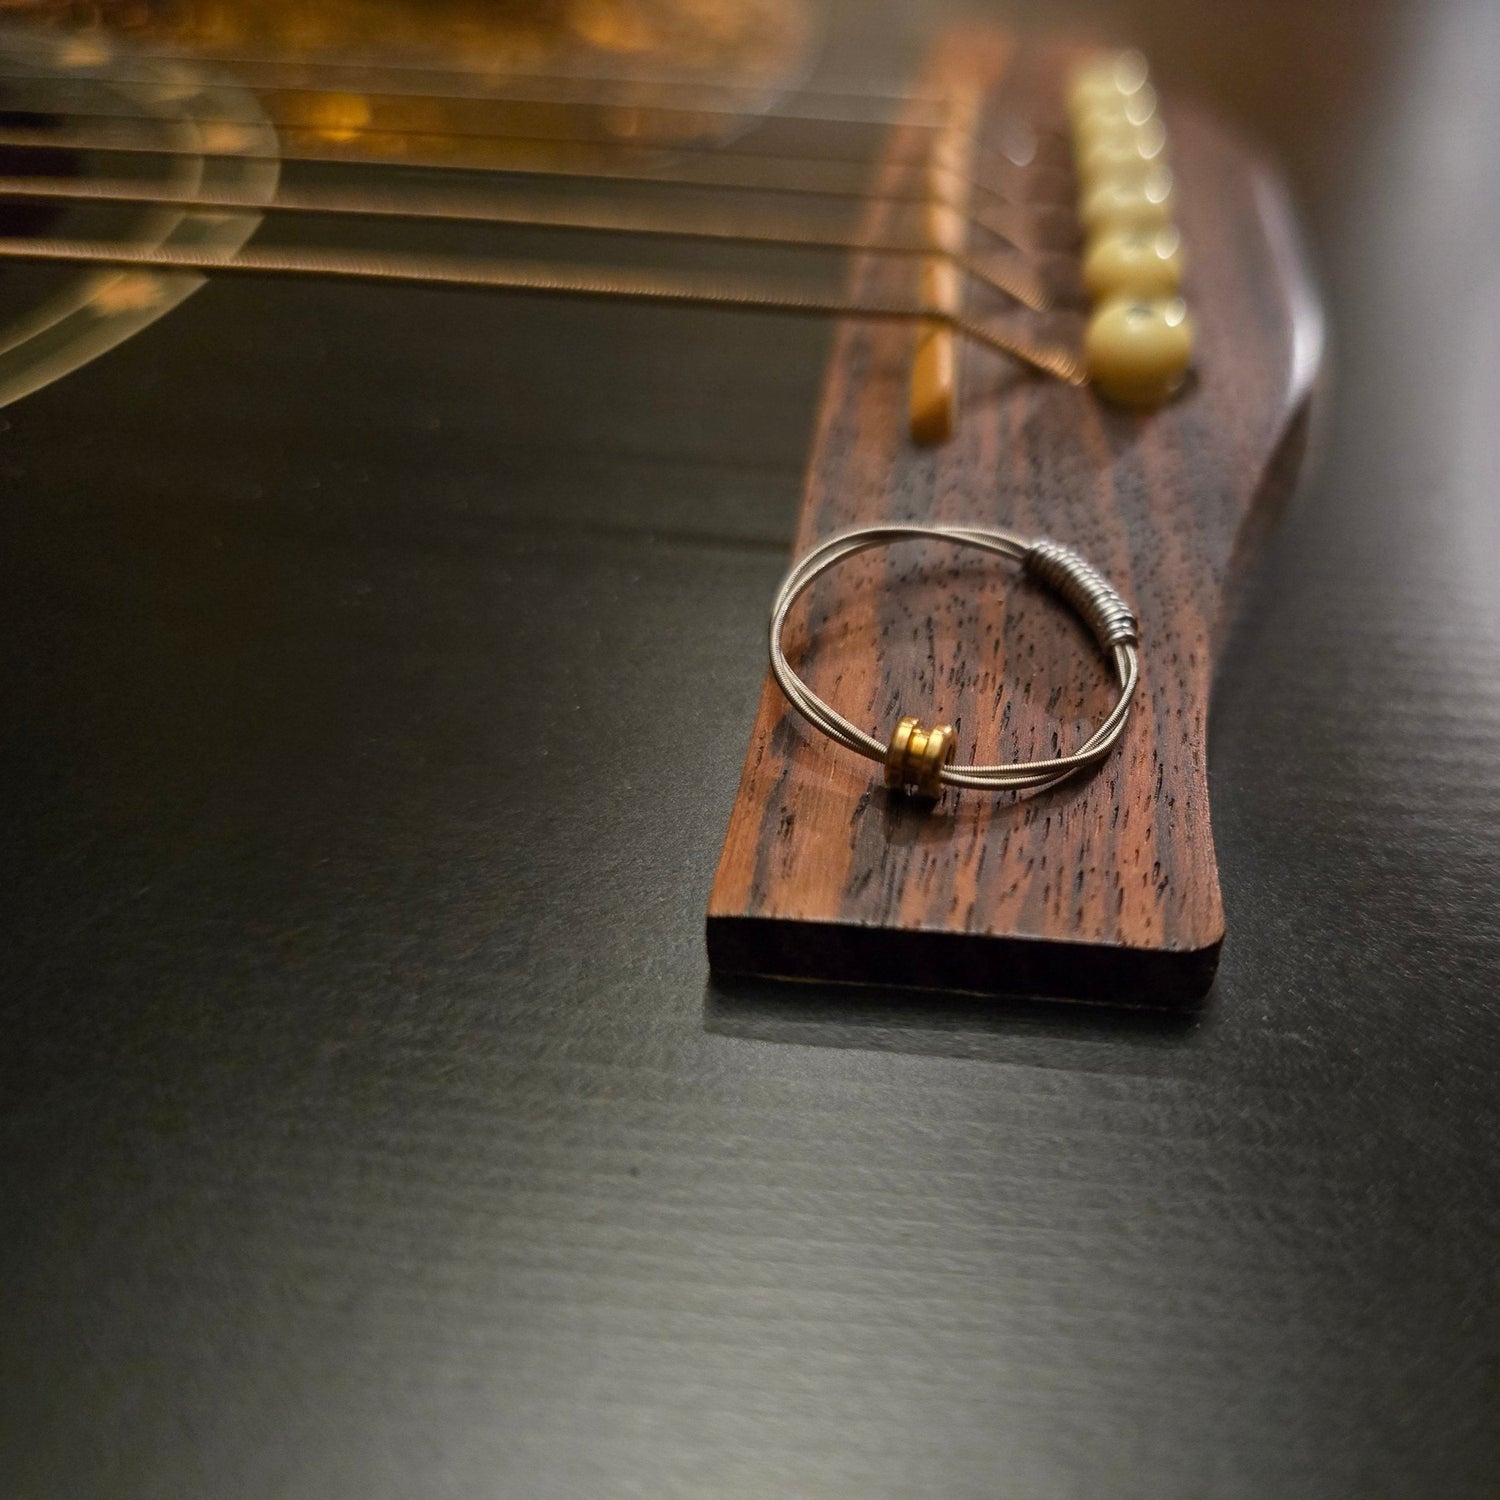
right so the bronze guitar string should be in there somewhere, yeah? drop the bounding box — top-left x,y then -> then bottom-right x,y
0,35 -> 1165,389
0,175 -> 1054,311
0,236 -> 1085,383
0,52 -> 960,119
0,50 -> 1080,373
0,118 -> 1055,250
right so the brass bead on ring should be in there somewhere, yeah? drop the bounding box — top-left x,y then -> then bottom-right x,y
884,716 -> 957,800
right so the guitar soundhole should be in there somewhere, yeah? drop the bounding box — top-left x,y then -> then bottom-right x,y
0,25 -> 283,405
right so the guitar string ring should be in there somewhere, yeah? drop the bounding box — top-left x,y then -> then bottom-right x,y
767,523 -> 1141,799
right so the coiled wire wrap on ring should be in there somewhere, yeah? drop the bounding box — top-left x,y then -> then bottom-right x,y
1023,538 -> 1139,651
768,523 -> 1140,794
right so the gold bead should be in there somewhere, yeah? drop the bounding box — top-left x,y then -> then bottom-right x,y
1084,296 -> 1195,407
885,715 -> 918,788
1078,167 -> 1174,235
1082,225 -> 1183,301
884,716 -> 957,800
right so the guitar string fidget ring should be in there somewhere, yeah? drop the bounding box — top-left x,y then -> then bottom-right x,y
768,524 -> 1141,801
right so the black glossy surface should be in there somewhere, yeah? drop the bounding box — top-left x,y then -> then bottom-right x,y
3,3 -> 1499,1496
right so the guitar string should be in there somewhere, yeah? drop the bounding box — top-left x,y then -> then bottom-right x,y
769,525 -> 1138,792
0,175 -> 1057,310
0,33 -> 1069,204
0,48 -> 959,113
0,35 -> 1080,372
0,235 -> 1086,383
0,63 -> 961,129
0,112 -> 1055,235
0,124 -> 1062,258
0,87 -> 1061,187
